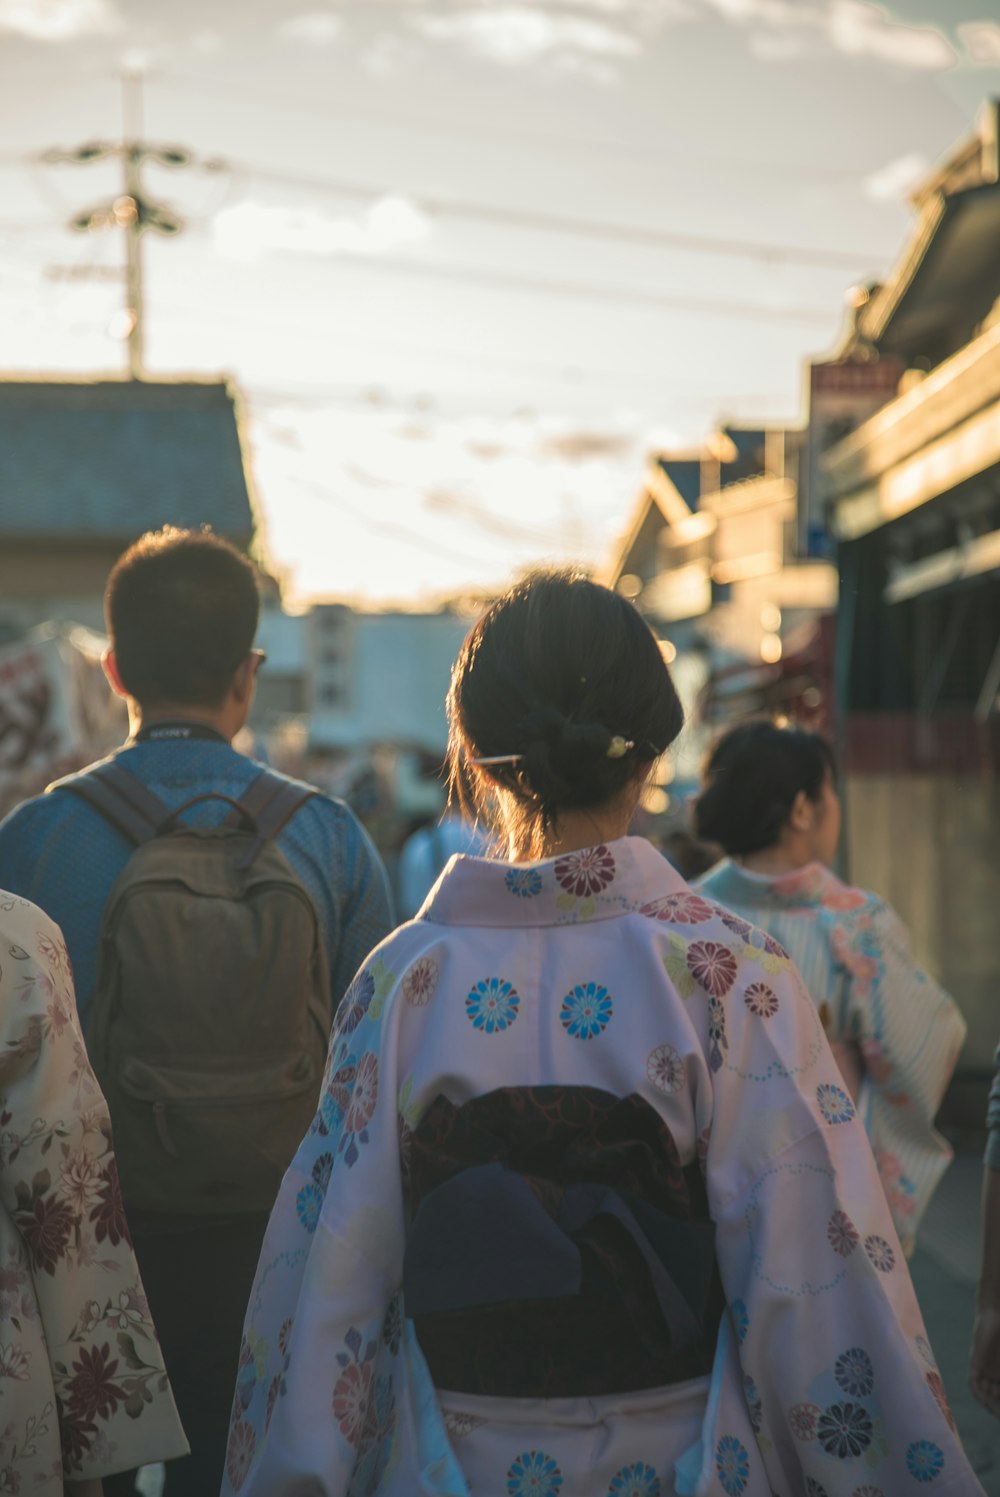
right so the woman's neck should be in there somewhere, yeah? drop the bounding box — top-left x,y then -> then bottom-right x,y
508,803 -> 636,861
738,846 -> 812,876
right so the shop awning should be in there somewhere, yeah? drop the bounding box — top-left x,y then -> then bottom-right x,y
885,527 -> 1000,603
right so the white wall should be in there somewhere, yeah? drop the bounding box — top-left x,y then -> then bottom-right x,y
307,607 -> 474,753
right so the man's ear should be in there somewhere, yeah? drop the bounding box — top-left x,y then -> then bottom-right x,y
102,649 -> 128,699
230,654 -> 256,707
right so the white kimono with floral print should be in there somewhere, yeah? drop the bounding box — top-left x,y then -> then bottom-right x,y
223,838 -> 983,1497
0,893 -> 188,1491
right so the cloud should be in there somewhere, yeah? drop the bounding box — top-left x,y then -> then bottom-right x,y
413,5 -> 641,68
863,150 -> 928,201
213,195 -> 431,263
537,428 -> 637,461
960,20 -> 1000,65
748,28 -> 807,58
529,0 -> 694,20
363,31 -> 423,78
827,1 -> 954,69
0,0 -> 117,41
699,0 -> 956,71
536,0 -> 676,12
702,0 -> 796,19
277,11 -> 342,45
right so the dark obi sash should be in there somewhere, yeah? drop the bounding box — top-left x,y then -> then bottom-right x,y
402,1086 -> 725,1398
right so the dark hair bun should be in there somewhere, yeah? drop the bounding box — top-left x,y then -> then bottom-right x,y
447,571 -> 684,839
516,707 -> 616,806
694,781 -> 790,857
694,720 -> 836,856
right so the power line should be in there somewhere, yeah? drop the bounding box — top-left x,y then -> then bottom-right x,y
248,389 -> 728,425
154,74 -> 868,185
208,156 -> 884,270
224,239 -> 836,324
8,147 -> 861,306
24,182 -> 841,326
152,300 -> 712,392
174,216 -> 835,322
286,473 -> 493,570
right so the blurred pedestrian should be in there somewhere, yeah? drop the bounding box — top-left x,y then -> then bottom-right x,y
222,572 -> 982,1496
694,719 -> 966,1257
397,810 -> 492,917
970,1038 -> 1000,1418
0,893 -> 188,1494
660,825 -> 723,881
0,528 -> 393,1497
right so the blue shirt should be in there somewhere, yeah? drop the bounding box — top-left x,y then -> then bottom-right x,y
396,815 -> 494,919
0,737 -> 394,1029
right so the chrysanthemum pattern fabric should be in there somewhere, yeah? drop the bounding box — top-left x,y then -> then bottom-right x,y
0,896 -> 187,1491
222,838 -> 982,1496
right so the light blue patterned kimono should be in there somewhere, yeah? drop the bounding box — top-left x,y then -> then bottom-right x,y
696,859 -> 966,1257
223,838 -> 982,1496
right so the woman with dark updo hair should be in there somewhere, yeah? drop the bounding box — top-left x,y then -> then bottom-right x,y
695,719 -> 966,1259
223,575 -> 982,1497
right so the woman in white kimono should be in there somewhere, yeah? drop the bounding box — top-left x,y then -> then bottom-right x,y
224,573 -> 983,1497
694,721 -> 965,1259
0,892 -> 188,1493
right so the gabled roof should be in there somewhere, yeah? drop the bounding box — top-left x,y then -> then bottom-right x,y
602,458 -> 697,588
0,379 -> 255,543
705,425 -> 770,486
857,182 -> 1000,361
851,101 -> 1000,366
604,427 -> 786,589
655,455 -> 701,509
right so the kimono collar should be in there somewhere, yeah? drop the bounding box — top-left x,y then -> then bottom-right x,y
699,858 -> 867,913
420,834 -> 690,927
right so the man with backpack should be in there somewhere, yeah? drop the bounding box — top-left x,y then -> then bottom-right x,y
0,526 -> 394,1497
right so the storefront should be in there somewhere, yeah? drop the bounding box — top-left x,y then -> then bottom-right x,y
825,134 -> 1000,1087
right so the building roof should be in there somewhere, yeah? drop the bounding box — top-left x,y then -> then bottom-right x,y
0,379 -> 255,543
857,182 -> 1000,362
852,101 -> 1000,367
603,427 -> 789,590
712,426 -> 768,482
655,455 -> 702,509
602,460 -> 696,588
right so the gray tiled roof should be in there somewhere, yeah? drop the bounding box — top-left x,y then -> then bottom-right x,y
0,380 -> 255,541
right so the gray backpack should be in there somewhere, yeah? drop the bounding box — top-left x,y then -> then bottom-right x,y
58,761 -> 330,1215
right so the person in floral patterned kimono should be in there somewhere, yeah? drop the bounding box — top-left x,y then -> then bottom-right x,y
694,721 -> 966,1258
0,893 -> 188,1493
223,572 -> 983,1497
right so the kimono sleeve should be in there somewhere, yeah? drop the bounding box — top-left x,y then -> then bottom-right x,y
222,946 -> 467,1497
701,949 -> 983,1495
836,899 -> 966,1254
0,900 -> 188,1483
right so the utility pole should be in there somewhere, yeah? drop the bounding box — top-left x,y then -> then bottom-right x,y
121,70 -> 148,379
43,72 -> 188,380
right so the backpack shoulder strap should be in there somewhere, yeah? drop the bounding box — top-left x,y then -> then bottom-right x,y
233,769 -> 317,842
49,760 -> 170,847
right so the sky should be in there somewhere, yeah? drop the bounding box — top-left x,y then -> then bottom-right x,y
1,0 -> 998,608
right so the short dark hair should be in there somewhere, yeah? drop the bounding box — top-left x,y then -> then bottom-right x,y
447,570 -> 684,851
105,527 -> 259,708
694,720 -> 836,856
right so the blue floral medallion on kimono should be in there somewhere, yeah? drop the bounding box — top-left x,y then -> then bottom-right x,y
223,837 -> 983,1497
